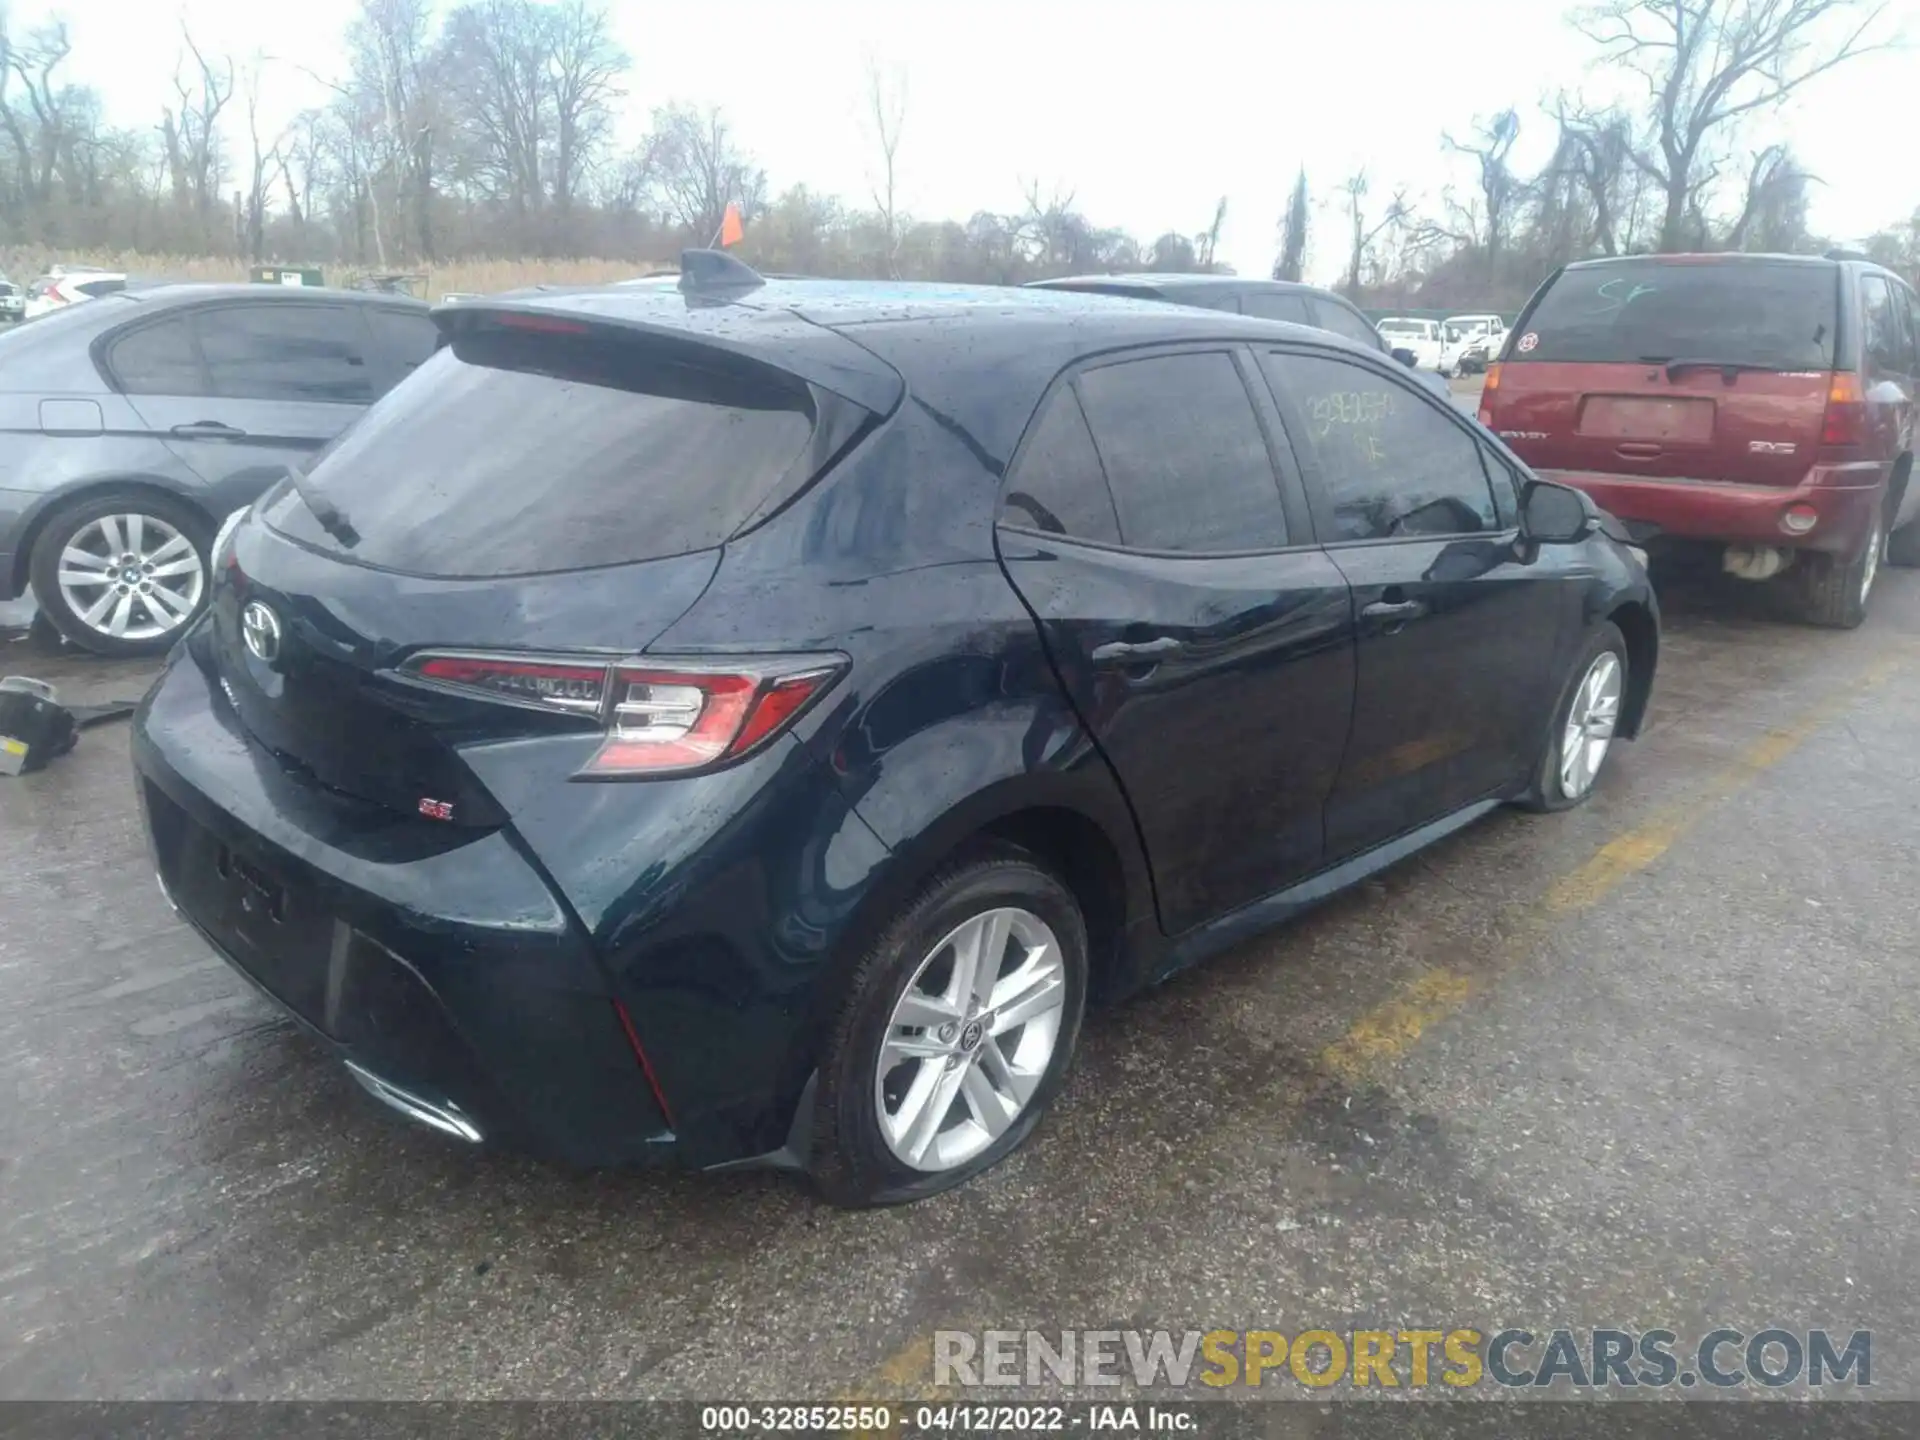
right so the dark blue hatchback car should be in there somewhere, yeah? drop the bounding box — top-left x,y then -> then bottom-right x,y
133,255 -> 1657,1205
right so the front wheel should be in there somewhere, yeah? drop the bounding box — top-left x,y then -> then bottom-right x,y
809,849 -> 1088,1207
29,492 -> 212,657
1518,622 -> 1628,813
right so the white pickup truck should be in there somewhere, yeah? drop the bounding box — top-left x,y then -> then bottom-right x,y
1439,314 -> 1509,376
1377,317 -> 1446,372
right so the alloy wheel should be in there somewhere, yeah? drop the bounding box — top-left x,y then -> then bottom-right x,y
1559,651 -> 1623,800
55,512 -> 205,643
874,906 -> 1067,1173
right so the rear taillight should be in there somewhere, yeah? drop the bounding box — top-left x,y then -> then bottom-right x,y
1477,363 -> 1502,426
401,650 -> 844,776
1820,372 -> 1866,449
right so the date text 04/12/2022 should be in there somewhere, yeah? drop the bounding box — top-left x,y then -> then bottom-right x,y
698,1405 -> 1196,1434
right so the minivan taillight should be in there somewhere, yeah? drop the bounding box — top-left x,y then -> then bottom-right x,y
1820,372 -> 1867,450
1478,363 -> 1502,426
401,651 -> 845,776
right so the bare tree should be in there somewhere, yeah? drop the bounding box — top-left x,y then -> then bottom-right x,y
547,0 -> 625,215
1444,108 -> 1524,278
1723,143 -> 1817,250
2,19 -> 81,204
1549,99 -> 1645,257
1274,169 -> 1309,281
649,103 -> 764,241
1340,170 -> 1409,298
441,0 -> 549,216
240,57 -> 288,261
863,60 -> 907,277
1574,0 -> 1893,252
160,23 -> 232,237
1195,196 -> 1228,272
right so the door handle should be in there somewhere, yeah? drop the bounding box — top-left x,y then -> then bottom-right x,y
1091,636 -> 1184,665
1360,599 -> 1427,623
171,420 -> 247,438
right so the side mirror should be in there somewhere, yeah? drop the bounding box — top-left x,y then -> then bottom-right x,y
1392,347 -> 1418,368
1519,479 -> 1596,545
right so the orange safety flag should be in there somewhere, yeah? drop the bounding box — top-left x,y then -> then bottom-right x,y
718,202 -> 745,248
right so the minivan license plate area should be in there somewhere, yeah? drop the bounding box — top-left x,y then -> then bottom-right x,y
1577,395 -> 1715,443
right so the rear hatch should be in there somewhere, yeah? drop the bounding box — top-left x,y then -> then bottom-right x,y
198,298 -> 895,827
1486,258 -> 1840,485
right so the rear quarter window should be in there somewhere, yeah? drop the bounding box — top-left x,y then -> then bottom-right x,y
1312,300 -> 1385,350
268,327 -> 819,578
1518,262 -> 1837,369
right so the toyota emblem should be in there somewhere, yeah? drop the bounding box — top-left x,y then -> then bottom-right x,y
241,601 -> 283,663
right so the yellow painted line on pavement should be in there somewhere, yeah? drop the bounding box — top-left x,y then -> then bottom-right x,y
1326,655 -> 1901,1082
847,653 -> 1904,1412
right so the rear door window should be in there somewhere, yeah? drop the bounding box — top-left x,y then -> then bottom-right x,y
1310,299 -> 1386,350
1000,389 -> 1122,544
1517,261 -> 1837,369
197,303 -> 377,404
269,328 -> 817,577
1073,350 -> 1289,552
106,316 -> 209,396
1242,291 -> 1313,324
1261,349 -> 1498,541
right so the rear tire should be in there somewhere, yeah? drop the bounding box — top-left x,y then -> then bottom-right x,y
28,491 -> 212,657
1886,517 -> 1920,568
808,847 -> 1088,1208
1787,514 -> 1881,629
1518,622 -> 1628,813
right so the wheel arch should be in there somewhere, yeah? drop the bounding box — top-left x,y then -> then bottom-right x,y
9,474 -> 213,599
1885,449 -> 1912,529
846,778 -> 1153,1013
1607,598 -> 1658,741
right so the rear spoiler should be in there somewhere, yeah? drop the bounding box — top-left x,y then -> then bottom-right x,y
433,284 -> 903,418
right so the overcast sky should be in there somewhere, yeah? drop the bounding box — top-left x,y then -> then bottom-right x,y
18,0 -> 1920,282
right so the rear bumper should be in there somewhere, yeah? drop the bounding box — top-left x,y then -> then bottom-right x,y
131,647 -> 679,1168
1541,463 -> 1887,555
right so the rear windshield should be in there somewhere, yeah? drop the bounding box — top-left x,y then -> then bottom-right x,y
266,325 -> 817,578
1518,261 -> 1837,369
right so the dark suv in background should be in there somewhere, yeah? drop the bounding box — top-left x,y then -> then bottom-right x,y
133,260 -> 1655,1205
0,285 -> 437,654
1481,253 -> 1918,628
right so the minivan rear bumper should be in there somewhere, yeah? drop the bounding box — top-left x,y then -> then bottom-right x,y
132,646 -> 679,1168
1540,463 -> 1887,555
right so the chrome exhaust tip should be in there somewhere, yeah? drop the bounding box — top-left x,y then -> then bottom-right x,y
344,1060 -> 483,1143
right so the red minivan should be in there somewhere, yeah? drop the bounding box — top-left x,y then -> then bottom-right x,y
1481,254 -> 1919,627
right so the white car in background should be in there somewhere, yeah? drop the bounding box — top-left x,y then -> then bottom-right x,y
1439,313 -> 1509,375
1377,316 -> 1445,371
23,267 -> 128,321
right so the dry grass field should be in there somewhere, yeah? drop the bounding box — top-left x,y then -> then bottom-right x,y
0,249 -> 666,299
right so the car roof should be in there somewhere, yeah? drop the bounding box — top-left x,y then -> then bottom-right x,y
113,282 -> 430,308
1561,252 -> 1839,272
1031,272 -> 1340,299
472,275 -> 1388,474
